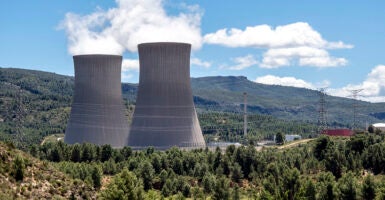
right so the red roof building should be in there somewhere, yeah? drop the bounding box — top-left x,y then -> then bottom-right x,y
323,129 -> 353,136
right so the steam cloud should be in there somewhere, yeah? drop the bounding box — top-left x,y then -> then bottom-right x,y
59,0 -> 203,55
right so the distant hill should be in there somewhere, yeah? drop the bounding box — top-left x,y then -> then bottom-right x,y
190,76 -> 385,127
2,67 -> 385,127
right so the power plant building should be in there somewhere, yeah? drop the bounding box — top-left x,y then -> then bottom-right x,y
128,42 -> 206,150
64,55 -> 129,148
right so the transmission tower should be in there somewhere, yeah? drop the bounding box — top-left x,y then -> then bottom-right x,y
318,88 -> 328,134
349,89 -> 363,130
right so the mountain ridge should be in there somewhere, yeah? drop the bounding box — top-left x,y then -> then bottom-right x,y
1,67 -> 385,127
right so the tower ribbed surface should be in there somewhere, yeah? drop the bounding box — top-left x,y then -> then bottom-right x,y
64,55 -> 129,148
128,42 -> 206,150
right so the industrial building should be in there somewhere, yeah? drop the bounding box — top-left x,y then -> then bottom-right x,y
323,129 -> 353,137
64,55 -> 129,148
285,134 -> 302,142
128,42 -> 206,150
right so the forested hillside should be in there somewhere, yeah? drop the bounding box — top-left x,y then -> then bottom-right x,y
2,67 -> 385,199
1,67 -> 385,148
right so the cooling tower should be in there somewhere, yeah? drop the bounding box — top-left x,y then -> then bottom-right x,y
128,42 -> 206,150
64,55 -> 129,148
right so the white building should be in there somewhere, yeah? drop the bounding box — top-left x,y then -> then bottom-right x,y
285,134 -> 302,142
372,123 -> 385,131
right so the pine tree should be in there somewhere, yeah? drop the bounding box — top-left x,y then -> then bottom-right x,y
12,155 -> 25,181
362,175 -> 376,200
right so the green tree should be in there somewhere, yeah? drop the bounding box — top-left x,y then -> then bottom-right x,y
191,187 -> 204,200
316,172 -> 337,200
282,168 -> 301,200
337,172 -> 360,200
121,146 -> 132,158
151,154 -> 162,174
362,175 -> 376,200
12,155 -> 25,181
232,185 -> 240,200
81,143 -> 94,162
302,179 -> 316,200
324,147 -> 347,178
368,125 -> 374,133
50,145 -> 62,162
230,163 -> 243,184
212,177 -> 230,200
202,173 -> 216,196
275,132 -> 285,145
70,144 -> 81,162
162,179 -> 175,197
101,144 -> 113,162
139,161 -> 155,191
182,182 -> 191,198
314,136 -> 331,160
99,168 -> 144,200
91,165 -> 102,189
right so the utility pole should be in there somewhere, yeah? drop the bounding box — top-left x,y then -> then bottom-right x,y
243,92 -> 247,137
318,88 -> 328,134
349,89 -> 363,130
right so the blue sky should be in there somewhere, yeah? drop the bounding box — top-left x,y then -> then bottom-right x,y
1,0 -> 385,102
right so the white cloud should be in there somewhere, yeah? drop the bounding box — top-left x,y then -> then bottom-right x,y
204,22 -> 352,49
191,58 -> 211,68
228,55 -> 258,70
261,47 -> 348,68
328,65 -> 385,102
255,75 -> 315,89
121,72 -> 133,82
255,65 -> 385,103
59,0 -> 203,55
122,59 -> 139,71
204,22 -> 352,68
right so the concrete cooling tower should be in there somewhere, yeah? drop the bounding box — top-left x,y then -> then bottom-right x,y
128,42 -> 206,150
64,55 -> 129,148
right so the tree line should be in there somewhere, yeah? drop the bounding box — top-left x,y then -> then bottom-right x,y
24,133 -> 385,199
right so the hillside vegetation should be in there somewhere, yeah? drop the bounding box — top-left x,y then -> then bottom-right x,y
2,67 -> 385,148
24,134 -> 385,199
0,141 -> 95,199
0,68 -> 315,148
3,68 -> 385,199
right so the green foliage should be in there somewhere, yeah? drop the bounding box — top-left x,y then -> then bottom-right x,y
368,125 -> 375,133
138,160 -> 155,191
91,165 -> 102,189
337,172 -> 360,200
302,178 -> 316,200
275,132 -> 285,145
12,155 -> 24,181
362,175 -> 376,200
212,176 -> 230,200
99,168 -> 144,200
314,136 -> 331,160
282,168 -> 301,200
232,185 -> 240,200
101,144 -> 113,162
316,172 -> 337,200
202,173 -> 216,195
